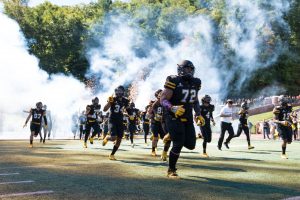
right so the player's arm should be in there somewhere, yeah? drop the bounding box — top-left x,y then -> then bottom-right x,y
104,96 -> 114,112
194,98 -> 205,126
43,111 -> 48,126
210,105 -> 216,126
23,109 -> 32,128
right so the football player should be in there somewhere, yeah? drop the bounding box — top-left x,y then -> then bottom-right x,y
126,102 -> 140,147
273,95 -> 293,159
83,97 -> 101,148
160,60 -> 203,178
227,102 -> 254,149
23,102 -> 48,148
141,105 -> 151,145
197,95 -> 216,157
103,85 -> 130,160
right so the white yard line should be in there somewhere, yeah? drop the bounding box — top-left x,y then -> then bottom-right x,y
0,172 -> 19,176
0,180 -> 34,185
0,190 -> 54,198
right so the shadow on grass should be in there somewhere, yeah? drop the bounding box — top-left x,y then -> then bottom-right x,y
184,176 -> 300,196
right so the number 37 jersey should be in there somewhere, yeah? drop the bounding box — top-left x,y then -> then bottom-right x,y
164,75 -> 201,121
109,97 -> 129,122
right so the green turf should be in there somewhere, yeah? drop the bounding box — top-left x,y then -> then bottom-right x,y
0,138 -> 299,200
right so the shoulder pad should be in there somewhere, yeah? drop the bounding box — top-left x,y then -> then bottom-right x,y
192,77 -> 201,90
164,75 -> 178,90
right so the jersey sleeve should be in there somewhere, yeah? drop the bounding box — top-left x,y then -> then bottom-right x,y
195,78 -> 202,91
164,76 -> 177,90
124,98 -> 130,108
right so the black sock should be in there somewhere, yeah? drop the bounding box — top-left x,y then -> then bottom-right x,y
282,146 -> 286,154
130,136 -> 133,144
248,140 -> 251,146
30,140 -> 33,144
169,150 -> 180,171
152,147 -> 155,152
203,142 -> 207,153
111,145 -> 119,155
144,135 -> 147,143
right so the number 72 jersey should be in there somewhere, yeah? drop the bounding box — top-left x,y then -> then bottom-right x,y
164,75 -> 201,121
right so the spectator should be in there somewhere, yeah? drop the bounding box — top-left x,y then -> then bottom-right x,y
263,119 -> 270,139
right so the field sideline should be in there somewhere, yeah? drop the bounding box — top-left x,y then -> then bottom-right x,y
0,137 -> 299,200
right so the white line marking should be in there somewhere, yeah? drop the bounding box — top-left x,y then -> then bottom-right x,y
0,173 -> 19,176
0,180 -> 34,185
284,196 -> 300,200
0,190 -> 54,198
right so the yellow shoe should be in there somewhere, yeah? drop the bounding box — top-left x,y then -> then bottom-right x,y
161,151 -> 168,161
109,154 -> 116,160
83,142 -> 87,148
202,153 -> 209,158
281,154 -> 288,159
163,133 -> 171,144
151,151 -> 157,157
102,136 -> 108,146
248,145 -> 254,150
28,144 -> 33,148
89,137 -> 94,144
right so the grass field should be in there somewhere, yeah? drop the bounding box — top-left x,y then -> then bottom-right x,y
0,137 -> 299,200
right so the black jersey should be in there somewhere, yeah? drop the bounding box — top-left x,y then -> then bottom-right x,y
164,75 -> 201,121
30,108 -> 45,124
142,111 -> 150,124
238,109 -> 248,125
200,104 -> 214,125
151,103 -> 164,123
126,107 -> 139,125
86,104 -> 101,122
110,97 -> 129,122
273,105 -> 293,124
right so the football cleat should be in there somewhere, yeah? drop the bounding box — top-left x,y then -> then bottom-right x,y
224,142 -> 230,149
28,144 -> 33,148
83,142 -> 87,148
151,151 -> 157,157
102,137 -> 108,146
161,151 -> 168,161
281,154 -> 288,159
202,153 -> 209,158
248,145 -> 254,150
89,137 -> 94,144
167,169 -> 180,179
131,143 -> 135,148
109,154 -> 116,160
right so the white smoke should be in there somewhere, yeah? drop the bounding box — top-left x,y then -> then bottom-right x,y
88,0 -> 290,110
0,10 -> 92,139
88,14 -> 221,109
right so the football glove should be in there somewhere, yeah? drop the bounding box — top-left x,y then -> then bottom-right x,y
171,105 -> 185,118
196,115 -> 205,126
108,96 -> 114,103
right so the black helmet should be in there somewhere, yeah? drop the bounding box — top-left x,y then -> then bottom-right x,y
115,85 -> 125,98
201,95 -> 211,104
278,95 -> 288,106
177,60 -> 195,80
241,102 -> 249,110
155,89 -> 162,99
130,102 -> 135,108
93,97 -> 99,104
36,102 -> 43,109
